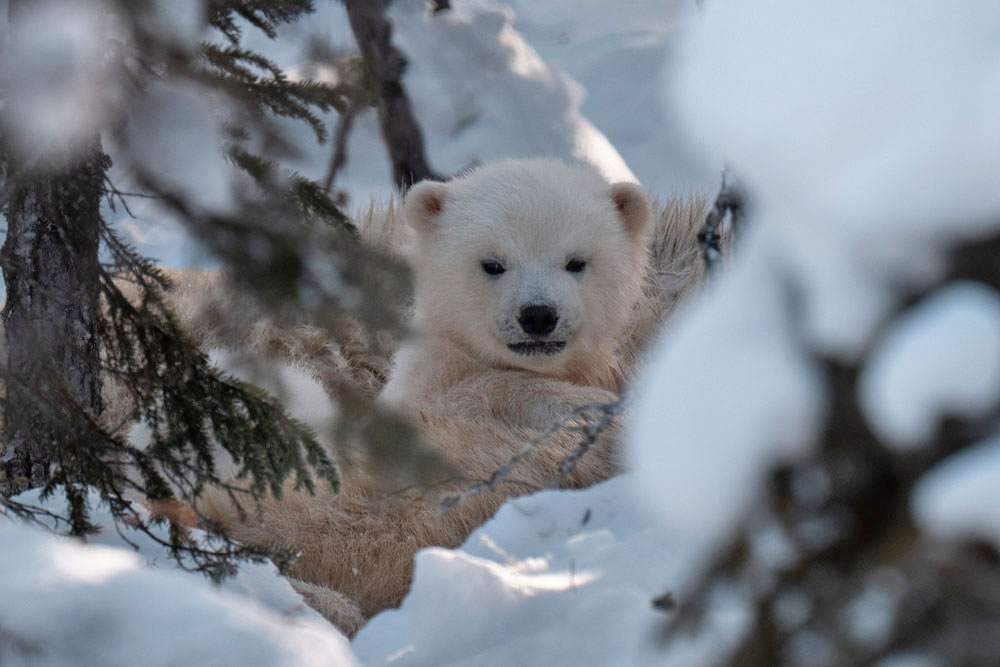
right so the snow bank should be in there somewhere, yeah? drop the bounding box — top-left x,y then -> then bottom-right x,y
859,283 -> 1000,449
354,476 -> 751,666
0,519 -> 357,667
114,0 -> 705,267
628,226 -> 824,550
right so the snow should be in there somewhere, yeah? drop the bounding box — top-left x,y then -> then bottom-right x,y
874,654 -> 944,667
389,0 -> 637,186
113,80 -> 235,213
502,0 -> 714,194
354,475 -> 751,666
859,283 -> 1000,449
911,435 -> 1000,548
1,1 -> 110,161
108,0 -> 710,267
208,347 -> 339,446
7,486 -> 325,625
670,0 -> 1000,356
627,225 -> 825,551
0,519 -> 357,667
6,0 -> 1000,662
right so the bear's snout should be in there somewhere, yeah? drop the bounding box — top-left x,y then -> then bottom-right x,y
518,304 -> 559,336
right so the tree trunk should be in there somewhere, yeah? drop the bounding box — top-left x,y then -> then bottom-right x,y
0,134 -> 107,496
344,0 -> 438,190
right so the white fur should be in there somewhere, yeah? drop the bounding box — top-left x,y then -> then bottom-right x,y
382,159 -> 651,426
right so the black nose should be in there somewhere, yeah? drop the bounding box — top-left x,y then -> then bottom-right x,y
518,304 -> 559,336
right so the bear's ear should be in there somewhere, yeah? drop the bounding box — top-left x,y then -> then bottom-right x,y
609,182 -> 651,241
404,181 -> 449,234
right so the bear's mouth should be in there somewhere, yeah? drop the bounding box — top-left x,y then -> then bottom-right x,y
507,341 -> 566,356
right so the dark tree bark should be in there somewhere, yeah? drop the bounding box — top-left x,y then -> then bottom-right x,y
343,0 -> 439,190
0,134 -> 107,497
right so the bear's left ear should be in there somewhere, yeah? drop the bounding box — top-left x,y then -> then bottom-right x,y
403,181 -> 449,234
609,182 -> 651,241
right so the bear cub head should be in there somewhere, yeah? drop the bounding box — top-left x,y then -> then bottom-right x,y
403,159 -> 651,377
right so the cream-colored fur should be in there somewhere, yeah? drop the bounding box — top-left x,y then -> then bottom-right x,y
1,160 -> 712,636
186,161 -> 712,635
380,161 -> 651,431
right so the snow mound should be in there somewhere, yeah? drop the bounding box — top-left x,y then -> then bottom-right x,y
2,1 -> 110,160
859,283 -> 1000,448
0,520 -> 357,667
388,0 -> 638,185
505,0 -> 716,195
353,476 -> 749,666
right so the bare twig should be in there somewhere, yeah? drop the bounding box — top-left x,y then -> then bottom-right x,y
698,170 -> 744,275
322,102 -> 361,193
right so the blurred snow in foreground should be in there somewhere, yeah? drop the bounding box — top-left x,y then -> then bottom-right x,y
859,283 -> 1000,449
629,0 -> 1000,660
670,0 -> 1000,356
5,487 -> 325,624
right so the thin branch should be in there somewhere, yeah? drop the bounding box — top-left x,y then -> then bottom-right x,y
698,170 -> 744,275
440,396 -> 627,513
323,102 -> 361,193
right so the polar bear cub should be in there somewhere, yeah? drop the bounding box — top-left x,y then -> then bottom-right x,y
381,158 -> 652,430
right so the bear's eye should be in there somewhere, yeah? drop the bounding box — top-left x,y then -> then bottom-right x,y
565,259 -> 587,273
481,260 -> 506,276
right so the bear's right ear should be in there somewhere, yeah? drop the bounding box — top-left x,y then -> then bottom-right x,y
403,181 -> 449,234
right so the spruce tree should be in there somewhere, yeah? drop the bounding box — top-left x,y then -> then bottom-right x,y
0,0 -> 409,579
